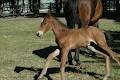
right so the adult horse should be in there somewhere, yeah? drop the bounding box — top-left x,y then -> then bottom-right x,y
64,0 -> 103,28
36,14 -> 120,80
63,0 -> 103,65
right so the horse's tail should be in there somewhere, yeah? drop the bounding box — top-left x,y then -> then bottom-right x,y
90,0 -> 103,25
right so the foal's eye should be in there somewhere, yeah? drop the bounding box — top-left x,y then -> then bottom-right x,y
41,22 -> 47,26
44,22 -> 47,24
43,22 -> 47,25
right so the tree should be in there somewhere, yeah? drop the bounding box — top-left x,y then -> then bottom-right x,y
33,0 -> 39,17
0,0 -> 3,16
116,0 -> 120,13
55,0 -> 62,13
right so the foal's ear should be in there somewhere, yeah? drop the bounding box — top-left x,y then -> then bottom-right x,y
46,10 -> 52,18
48,10 -> 51,16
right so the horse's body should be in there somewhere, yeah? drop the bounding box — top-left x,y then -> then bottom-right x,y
64,0 -> 103,28
36,15 -> 120,80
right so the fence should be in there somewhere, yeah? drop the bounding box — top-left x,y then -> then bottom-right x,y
0,0 -> 120,17
103,0 -> 120,13
0,1 -> 56,17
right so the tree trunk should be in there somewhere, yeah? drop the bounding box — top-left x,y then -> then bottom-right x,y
116,0 -> 120,13
33,0 -> 39,17
0,0 -> 3,16
29,0 -> 32,12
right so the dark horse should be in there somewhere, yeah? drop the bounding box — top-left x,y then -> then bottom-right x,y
64,0 -> 103,28
64,0 -> 103,65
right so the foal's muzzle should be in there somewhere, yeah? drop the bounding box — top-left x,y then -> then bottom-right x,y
36,31 -> 43,37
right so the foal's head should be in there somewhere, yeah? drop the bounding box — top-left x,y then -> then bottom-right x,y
36,15 -> 53,37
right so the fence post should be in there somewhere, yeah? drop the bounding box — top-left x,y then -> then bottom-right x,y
50,2 -> 52,12
116,0 -> 120,13
0,0 -> 3,16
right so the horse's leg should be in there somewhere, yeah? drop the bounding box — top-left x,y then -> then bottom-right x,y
74,48 -> 81,65
90,0 -> 103,25
87,42 -> 110,80
66,18 -> 75,29
37,49 -> 60,80
68,49 -> 81,66
68,51 -> 73,65
60,48 -> 69,80
78,1 -> 91,28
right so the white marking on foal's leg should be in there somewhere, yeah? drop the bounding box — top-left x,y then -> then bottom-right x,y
53,49 -> 60,57
38,49 -> 60,80
87,41 -> 110,80
87,42 -> 100,54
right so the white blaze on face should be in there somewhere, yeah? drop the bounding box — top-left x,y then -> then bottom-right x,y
37,31 -> 44,37
41,18 -> 44,22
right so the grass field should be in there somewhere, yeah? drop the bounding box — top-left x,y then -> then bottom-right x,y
0,17 -> 120,80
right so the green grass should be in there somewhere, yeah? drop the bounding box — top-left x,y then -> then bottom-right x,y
99,19 -> 120,31
0,17 -> 120,80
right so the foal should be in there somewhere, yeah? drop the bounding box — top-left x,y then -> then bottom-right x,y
36,15 -> 120,80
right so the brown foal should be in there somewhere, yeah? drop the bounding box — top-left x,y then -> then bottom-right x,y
36,14 -> 120,80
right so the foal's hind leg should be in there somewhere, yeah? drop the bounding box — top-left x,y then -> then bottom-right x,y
98,42 -> 120,66
37,49 -> 60,80
87,42 -> 110,80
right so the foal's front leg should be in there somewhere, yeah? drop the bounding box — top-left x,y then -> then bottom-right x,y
60,48 -> 69,80
37,49 -> 60,80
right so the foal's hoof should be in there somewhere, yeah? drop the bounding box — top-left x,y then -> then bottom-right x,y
37,77 -> 43,80
75,62 -> 81,66
37,75 -> 44,80
78,63 -> 87,69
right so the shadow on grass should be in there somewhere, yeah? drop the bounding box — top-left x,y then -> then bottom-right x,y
32,45 -> 60,59
14,66 -> 103,80
32,45 -> 105,61
15,45 -> 119,80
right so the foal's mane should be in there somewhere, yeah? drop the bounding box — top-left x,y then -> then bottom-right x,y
46,12 -> 68,29
52,16 -> 68,28
46,13 -> 70,32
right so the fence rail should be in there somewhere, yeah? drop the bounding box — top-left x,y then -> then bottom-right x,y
103,0 -> 120,13
0,0 -> 120,17
0,2 -> 57,17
